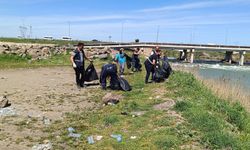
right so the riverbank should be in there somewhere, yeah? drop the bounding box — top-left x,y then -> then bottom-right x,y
172,63 -> 250,111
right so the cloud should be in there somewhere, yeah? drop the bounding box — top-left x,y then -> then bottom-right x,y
0,0 -> 60,4
139,0 -> 249,12
1,0 -> 250,43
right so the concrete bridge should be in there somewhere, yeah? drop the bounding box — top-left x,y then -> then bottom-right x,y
85,42 -> 250,66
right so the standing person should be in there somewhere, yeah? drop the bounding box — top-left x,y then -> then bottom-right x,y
144,48 -> 161,84
132,48 -> 142,72
115,48 -> 126,75
151,46 -> 159,55
70,42 -> 92,88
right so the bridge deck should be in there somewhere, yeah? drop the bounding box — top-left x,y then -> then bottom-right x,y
85,42 -> 250,52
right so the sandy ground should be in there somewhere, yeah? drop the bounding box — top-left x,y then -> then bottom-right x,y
0,67 -> 98,150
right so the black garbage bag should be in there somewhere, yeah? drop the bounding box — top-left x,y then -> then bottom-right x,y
118,77 -> 132,91
110,76 -> 121,90
154,65 -> 165,83
125,54 -> 132,69
138,63 -> 142,69
85,63 -> 99,82
161,57 -> 172,79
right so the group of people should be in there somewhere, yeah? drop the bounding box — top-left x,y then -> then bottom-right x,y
70,42 -> 169,89
114,47 -> 143,75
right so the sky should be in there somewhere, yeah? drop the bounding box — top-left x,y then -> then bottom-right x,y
0,0 -> 250,45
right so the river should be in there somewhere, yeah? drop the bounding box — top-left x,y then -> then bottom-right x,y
172,62 -> 250,95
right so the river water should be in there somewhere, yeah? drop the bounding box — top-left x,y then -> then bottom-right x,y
172,62 -> 250,95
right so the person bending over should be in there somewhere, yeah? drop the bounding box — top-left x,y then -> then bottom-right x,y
132,48 -> 142,72
100,62 -> 120,90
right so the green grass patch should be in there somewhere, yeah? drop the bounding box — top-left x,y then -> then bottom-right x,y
168,71 -> 250,149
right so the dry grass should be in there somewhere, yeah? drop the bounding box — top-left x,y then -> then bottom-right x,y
199,77 -> 250,110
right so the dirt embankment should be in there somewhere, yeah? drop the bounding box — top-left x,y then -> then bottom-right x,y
0,67 -> 97,149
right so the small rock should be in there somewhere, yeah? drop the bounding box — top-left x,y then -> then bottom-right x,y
0,96 -> 9,108
155,96 -> 161,99
153,100 -> 176,111
98,53 -> 108,59
102,93 -> 123,105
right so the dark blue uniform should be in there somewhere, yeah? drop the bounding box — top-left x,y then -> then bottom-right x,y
144,53 -> 158,83
72,49 -> 85,87
132,53 -> 141,71
100,63 -> 119,90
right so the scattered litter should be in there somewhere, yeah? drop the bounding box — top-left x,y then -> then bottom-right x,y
68,133 -> 81,138
130,136 -> 137,140
32,140 -> 52,150
67,127 -> 75,133
67,127 -> 81,138
87,136 -> 95,144
96,135 -> 103,141
0,107 -> 16,117
42,116 -> 51,125
111,134 -> 122,142
131,111 -> 146,117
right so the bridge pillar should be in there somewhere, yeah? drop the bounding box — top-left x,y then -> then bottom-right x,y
239,51 -> 246,66
190,49 -> 195,63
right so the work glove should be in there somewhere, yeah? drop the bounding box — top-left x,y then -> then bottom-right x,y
73,63 -> 77,68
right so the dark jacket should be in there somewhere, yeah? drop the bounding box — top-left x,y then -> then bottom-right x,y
73,49 -> 85,67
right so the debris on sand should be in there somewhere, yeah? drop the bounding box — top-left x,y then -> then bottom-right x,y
42,116 -> 51,126
67,127 -> 81,138
87,136 -> 95,144
111,134 -> 122,142
0,107 -> 16,117
68,133 -> 81,138
32,140 -> 52,150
